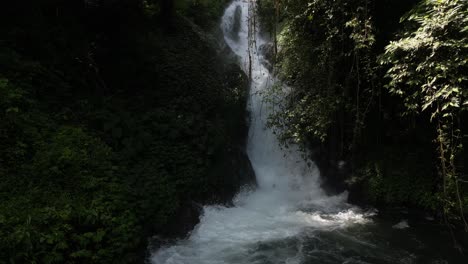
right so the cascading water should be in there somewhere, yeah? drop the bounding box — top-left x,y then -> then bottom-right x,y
151,2 -> 369,263
150,1 -> 465,263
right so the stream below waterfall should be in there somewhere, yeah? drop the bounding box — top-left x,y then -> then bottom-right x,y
150,1 -> 468,263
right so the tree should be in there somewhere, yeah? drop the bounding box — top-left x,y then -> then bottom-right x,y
381,0 -> 468,229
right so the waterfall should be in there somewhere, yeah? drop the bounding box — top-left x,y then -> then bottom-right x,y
150,1 -> 369,263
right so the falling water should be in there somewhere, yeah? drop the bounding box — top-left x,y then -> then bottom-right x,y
150,2 -> 369,263
150,1 -> 464,263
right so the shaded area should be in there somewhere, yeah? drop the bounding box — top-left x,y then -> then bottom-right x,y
0,0 -> 254,263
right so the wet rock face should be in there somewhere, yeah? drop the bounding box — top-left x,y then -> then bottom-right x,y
158,202 -> 203,239
207,62 -> 257,205
230,5 -> 242,41
259,43 -> 275,62
258,43 -> 275,71
308,136 -> 348,198
315,156 -> 348,196
149,15 -> 256,246
218,146 -> 257,204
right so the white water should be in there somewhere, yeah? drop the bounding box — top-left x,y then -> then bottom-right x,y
151,1 -> 370,263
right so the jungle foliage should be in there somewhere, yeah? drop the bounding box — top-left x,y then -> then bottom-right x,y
258,0 -> 468,224
0,0 -> 248,263
1,0 -> 467,261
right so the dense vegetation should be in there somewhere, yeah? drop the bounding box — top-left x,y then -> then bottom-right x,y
1,0 -> 467,262
258,0 -> 468,229
0,0 -> 251,263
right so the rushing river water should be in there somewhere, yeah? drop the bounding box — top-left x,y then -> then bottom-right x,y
151,1 -> 467,263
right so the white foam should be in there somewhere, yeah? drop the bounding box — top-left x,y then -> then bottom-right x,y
392,220 -> 410,229
150,1 -> 370,263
